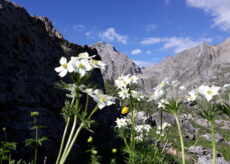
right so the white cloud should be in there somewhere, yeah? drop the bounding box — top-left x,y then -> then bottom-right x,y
140,36 -> 212,53
162,37 -> 212,53
131,49 -> 142,55
186,0 -> 230,32
99,28 -> 128,44
134,60 -> 153,67
73,24 -> 85,31
140,37 -> 162,45
145,24 -> 157,31
146,50 -> 152,54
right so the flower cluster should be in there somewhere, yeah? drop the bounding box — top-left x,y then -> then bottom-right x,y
115,74 -> 144,101
156,122 -> 171,136
134,124 -> 152,141
55,52 -> 106,77
115,117 -> 132,128
186,84 -> 226,102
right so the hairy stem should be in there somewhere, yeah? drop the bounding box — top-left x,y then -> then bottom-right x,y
60,123 -> 84,164
175,115 -> 185,164
210,120 -> 216,164
34,118 -> 38,164
55,117 -> 70,164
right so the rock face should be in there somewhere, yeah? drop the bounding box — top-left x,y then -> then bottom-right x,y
0,1 -> 118,163
139,41 -> 230,94
91,42 -> 142,81
93,40 -> 230,95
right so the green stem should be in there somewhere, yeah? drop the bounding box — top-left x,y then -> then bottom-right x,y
129,94 -> 136,164
55,117 -> 70,164
34,118 -> 38,164
210,120 -> 216,164
175,115 -> 185,164
60,123 -> 84,164
62,115 -> 77,158
88,105 -> 99,119
160,110 -> 163,135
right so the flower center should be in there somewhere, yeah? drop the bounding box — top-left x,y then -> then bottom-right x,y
78,63 -> 84,68
92,60 -> 98,65
207,90 -> 212,95
99,95 -> 106,102
61,64 -> 67,69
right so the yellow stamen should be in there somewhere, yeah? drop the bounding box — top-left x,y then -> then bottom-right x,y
61,63 -> 67,69
207,90 -> 212,95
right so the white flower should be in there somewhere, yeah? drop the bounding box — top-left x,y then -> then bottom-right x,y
78,52 -> 95,59
135,134 -> 144,141
171,80 -> 181,88
130,75 -> 139,84
91,89 -> 115,109
71,58 -> 93,77
157,78 -> 169,89
135,124 -> 151,133
158,99 -> 169,109
115,75 -> 132,89
90,59 -> 106,70
150,89 -> 165,101
118,88 -> 130,99
131,90 -> 144,101
79,85 -> 94,96
115,118 -> 131,128
223,84 -> 230,91
187,89 -> 198,102
55,57 -> 74,77
179,86 -> 186,90
199,85 -> 220,101
66,84 -> 78,98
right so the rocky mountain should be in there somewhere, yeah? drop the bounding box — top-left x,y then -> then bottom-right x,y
140,40 -> 230,94
93,39 -> 230,95
91,42 -> 142,81
0,0 -> 118,163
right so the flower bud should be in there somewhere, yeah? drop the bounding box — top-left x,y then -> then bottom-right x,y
112,148 -> 117,153
31,111 -> 39,117
87,136 -> 93,143
92,150 -> 98,155
121,107 -> 129,115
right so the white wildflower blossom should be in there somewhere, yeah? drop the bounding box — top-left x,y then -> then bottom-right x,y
131,90 -> 144,101
171,80 -> 181,88
135,134 -> 144,142
55,57 -> 74,77
115,74 -> 132,89
198,85 -> 220,101
118,88 -> 130,99
187,89 -> 198,102
223,84 -> 230,91
150,89 -> 165,101
156,122 -> 171,136
135,124 -> 151,133
78,52 -> 95,59
90,59 -> 106,70
66,84 -> 78,98
91,89 -> 115,109
115,117 -> 131,128
158,99 -> 169,109
71,58 -> 93,77
179,86 -> 186,90
130,75 -> 139,84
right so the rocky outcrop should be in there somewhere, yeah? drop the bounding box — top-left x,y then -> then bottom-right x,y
0,0 -> 118,163
139,41 -> 230,94
91,42 -> 142,81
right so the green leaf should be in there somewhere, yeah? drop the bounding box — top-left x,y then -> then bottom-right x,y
25,139 -> 35,146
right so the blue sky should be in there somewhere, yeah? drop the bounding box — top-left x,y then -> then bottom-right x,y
13,0 -> 230,66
